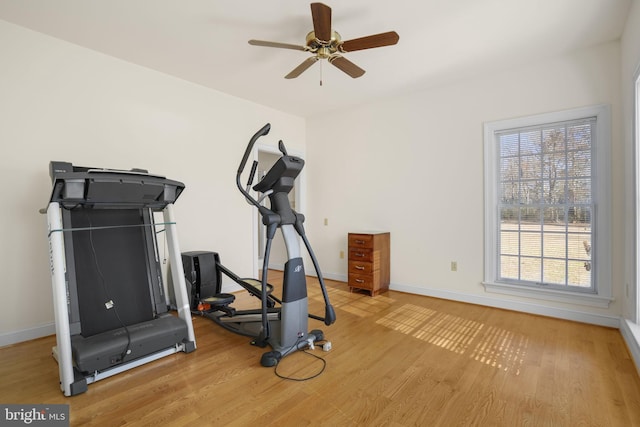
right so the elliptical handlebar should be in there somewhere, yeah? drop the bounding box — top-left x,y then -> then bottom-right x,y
237,123 -> 271,211
238,123 -> 270,175
247,161 -> 258,188
278,140 -> 288,156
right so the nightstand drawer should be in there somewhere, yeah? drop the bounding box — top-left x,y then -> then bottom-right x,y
348,234 -> 374,249
349,248 -> 373,262
348,273 -> 374,290
349,260 -> 374,275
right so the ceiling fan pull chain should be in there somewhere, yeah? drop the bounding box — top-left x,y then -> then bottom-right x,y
320,59 -> 323,86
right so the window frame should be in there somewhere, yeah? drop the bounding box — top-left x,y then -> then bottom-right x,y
634,64 -> 640,323
483,105 -> 612,308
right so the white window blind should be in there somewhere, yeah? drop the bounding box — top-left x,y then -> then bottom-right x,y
496,118 -> 594,291
483,105 -> 612,308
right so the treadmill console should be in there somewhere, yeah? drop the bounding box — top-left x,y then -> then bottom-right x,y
48,161 -> 184,209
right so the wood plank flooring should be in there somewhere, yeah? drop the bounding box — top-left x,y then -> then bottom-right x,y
2,271 -> 640,426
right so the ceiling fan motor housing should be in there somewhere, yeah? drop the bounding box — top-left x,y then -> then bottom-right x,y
306,30 -> 341,57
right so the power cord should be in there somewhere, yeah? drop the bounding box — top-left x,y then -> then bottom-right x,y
315,340 -> 332,352
273,339 -> 330,381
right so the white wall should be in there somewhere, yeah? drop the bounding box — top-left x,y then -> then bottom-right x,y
1,14 -> 634,345
0,20 -> 305,345
307,41 -> 623,324
621,0 -> 640,322
618,0 -> 640,370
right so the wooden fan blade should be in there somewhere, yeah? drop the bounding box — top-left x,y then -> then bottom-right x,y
248,39 -> 307,51
311,3 -> 332,42
328,55 -> 365,78
340,31 -> 400,52
285,57 -> 319,79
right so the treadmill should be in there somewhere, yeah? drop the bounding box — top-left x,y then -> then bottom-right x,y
45,161 -> 196,396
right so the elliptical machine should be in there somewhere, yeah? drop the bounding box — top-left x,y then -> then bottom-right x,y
186,123 -> 336,367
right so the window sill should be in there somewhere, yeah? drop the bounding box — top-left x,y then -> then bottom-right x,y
482,281 -> 613,308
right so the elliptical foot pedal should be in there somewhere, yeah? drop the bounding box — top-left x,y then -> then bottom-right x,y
201,293 -> 235,307
260,351 -> 282,367
241,279 -> 274,296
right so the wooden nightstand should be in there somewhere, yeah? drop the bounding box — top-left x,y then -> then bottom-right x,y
347,232 -> 390,296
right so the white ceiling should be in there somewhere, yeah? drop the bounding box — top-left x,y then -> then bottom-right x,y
0,0 -> 632,117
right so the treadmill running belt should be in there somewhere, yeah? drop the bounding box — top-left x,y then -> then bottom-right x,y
69,208 -> 155,337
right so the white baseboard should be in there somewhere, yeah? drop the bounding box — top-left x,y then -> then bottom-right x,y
0,323 -> 55,348
320,272 -> 348,282
620,318 -> 640,374
268,263 -> 284,271
268,264 -> 347,283
304,269 -> 347,283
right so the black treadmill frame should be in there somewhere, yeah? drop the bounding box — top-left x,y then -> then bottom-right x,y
46,161 -> 196,396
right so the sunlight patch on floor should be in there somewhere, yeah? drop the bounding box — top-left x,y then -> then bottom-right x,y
376,304 -> 437,334
376,304 -> 482,354
376,303 -> 528,373
309,286 -> 396,318
468,326 -> 528,374
414,311 -> 484,354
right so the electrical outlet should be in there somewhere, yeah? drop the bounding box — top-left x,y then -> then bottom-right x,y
451,261 -> 457,272
340,250 -> 344,259
324,218 -> 329,226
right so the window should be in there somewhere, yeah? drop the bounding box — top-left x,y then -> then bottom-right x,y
484,105 -> 612,308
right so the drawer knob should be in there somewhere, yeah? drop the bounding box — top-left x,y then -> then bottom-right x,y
355,279 -> 365,283
355,240 -> 365,244
355,252 -> 364,257
355,265 -> 365,270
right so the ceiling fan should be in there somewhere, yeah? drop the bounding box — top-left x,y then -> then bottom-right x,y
248,2 -> 399,81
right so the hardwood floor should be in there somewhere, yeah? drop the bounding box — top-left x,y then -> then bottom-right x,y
2,272 -> 640,426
